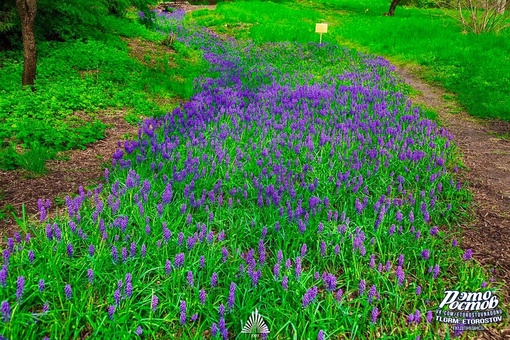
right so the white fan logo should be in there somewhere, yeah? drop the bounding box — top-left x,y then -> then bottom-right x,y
241,308 -> 270,336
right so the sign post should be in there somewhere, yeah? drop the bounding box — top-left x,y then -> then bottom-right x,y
315,23 -> 328,44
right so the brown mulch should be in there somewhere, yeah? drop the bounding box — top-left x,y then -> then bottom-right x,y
0,109 -> 140,238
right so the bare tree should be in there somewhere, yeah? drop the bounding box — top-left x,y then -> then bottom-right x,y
15,0 -> 37,88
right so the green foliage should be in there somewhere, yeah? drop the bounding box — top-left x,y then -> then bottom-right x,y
0,13 -> 209,171
14,141 -> 55,177
190,0 -> 510,121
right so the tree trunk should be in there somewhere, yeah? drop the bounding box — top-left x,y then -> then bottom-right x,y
387,0 -> 402,16
15,0 -> 37,89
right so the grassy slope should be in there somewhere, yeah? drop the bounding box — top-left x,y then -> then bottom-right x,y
0,14 -> 208,171
189,0 -> 510,121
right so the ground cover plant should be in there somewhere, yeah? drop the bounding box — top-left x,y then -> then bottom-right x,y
187,0 -> 510,121
0,6 -> 505,340
0,13 -> 208,172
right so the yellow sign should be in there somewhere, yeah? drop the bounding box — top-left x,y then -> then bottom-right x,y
315,23 -> 328,33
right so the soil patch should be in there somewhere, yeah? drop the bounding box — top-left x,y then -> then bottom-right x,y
0,109 -> 139,240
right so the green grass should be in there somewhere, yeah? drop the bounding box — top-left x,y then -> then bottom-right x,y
188,0 -> 510,121
0,13 -> 208,171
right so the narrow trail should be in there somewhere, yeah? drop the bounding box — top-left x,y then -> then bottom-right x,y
394,65 -> 510,309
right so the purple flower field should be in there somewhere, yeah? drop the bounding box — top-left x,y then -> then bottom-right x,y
0,8 -> 498,340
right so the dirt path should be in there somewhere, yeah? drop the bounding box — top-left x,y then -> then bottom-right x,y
395,65 -> 510,306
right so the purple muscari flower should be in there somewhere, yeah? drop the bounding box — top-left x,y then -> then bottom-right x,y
282,276 -> 289,290
318,330 -> 325,340
320,241 -> 327,256
275,221 -> 281,232
482,281 -> 488,288
430,226 -> 439,236
42,301 -> 49,313
336,289 -> 343,302
396,266 -> 405,286
108,305 -> 115,320
359,279 -> 366,295
141,244 -> 146,257
191,313 -> 198,322
433,264 -> 440,279
114,289 -> 121,305
277,250 -> 283,263
261,227 -> 267,238
334,244 -> 340,255
295,257 -> 302,279
218,230 -> 225,241
135,326 -> 142,335
228,282 -> 236,310
285,259 -> 292,269
389,224 -> 396,235
145,225 -> 151,235
199,289 -> 206,304
111,246 -> 118,262
186,214 -> 192,225
407,313 -> 415,324
37,279 -> 45,293
16,276 -> 25,301
368,285 -> 377,302
125,282 -> 133,298
409,211 -> 414,223
369,254 -> 376,268
122,247 -> 127,262
219,304 -> 225,317
162,184 -> 173,204
371,307 -> 379,323
187,271 -> 194,287
462,249 -> 473,261
302,286 -> 318,308
180,300 -> 187,325
318,222 -> 324,233
222,247 -> 229,263
421,249 -> 430,260
324,274 -> 337,292
64,284 -> 72,300
273,263 -> 280,279
452,239 -> 458,247
130,242 -> 136,257
164,228 -> 172,243
251,270 -> 261,287
151,294 -> 158,311
28,250 -> 35,263
211,323 -> 218,336
416,285 -> 422,295
414,310 -> 421,323
178,232 -> 184,246
175,253 -> 185,268
89,244 -> 95,257
395,210 -> 403,222
1,301 -> 10,322
398,254 -> 405,266
165,260 -> 172,275
426,311 -> 433,323
199,255 -> 205,269
85,268 -> 94,284
211,273 -> 218,287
